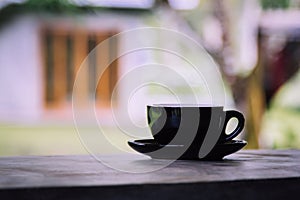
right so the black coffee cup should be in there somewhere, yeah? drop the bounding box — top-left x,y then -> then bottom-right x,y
147,104 -> 245,147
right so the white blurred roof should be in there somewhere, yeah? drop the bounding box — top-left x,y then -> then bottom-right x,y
69,0 -> 155,9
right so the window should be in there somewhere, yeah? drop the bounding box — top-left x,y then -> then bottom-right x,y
42,27 -> 118,108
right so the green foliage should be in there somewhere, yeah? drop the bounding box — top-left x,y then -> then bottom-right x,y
260,0 -> 290,9
23,0 -> 84,13
0,0 -> 149,29
0,4 -> 22,30
0,0 -> 96,15
0,0 -> 100,30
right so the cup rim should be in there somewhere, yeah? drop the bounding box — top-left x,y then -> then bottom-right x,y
148,104 -> 224,108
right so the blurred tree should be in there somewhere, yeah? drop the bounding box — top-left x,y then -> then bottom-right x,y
209,0 -> 261,148
0,0 -> 91,29
210,0 -> 296,148
24,0 -> 81,13
162,0 -> 295,148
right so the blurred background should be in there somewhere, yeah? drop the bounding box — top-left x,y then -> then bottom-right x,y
1,0 -> 300,156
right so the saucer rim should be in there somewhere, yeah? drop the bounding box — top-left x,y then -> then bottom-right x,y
127,138 -> 247,160
148,104 -> 224,108
129,138 -> 247,147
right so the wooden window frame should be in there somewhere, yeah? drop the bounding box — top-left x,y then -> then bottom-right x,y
41,25 -> 119,110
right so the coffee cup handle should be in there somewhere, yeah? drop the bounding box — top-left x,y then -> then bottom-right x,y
222,110 -> 245,142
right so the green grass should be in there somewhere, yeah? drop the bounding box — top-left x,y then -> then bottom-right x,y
0,124 -> 84,156
0,124 -> 138,156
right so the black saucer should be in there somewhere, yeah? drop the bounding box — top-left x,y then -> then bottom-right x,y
127,139 -> 247,160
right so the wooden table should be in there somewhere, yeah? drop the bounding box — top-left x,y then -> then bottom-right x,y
0,150 -> 300,199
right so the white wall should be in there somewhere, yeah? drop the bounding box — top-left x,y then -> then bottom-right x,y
0,15 -> 43,122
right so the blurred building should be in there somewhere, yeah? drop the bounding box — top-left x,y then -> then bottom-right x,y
0,1 -> 154,123
1,0 -> 225,125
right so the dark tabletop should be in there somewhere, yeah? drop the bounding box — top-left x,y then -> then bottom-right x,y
0,149 -> 300,200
